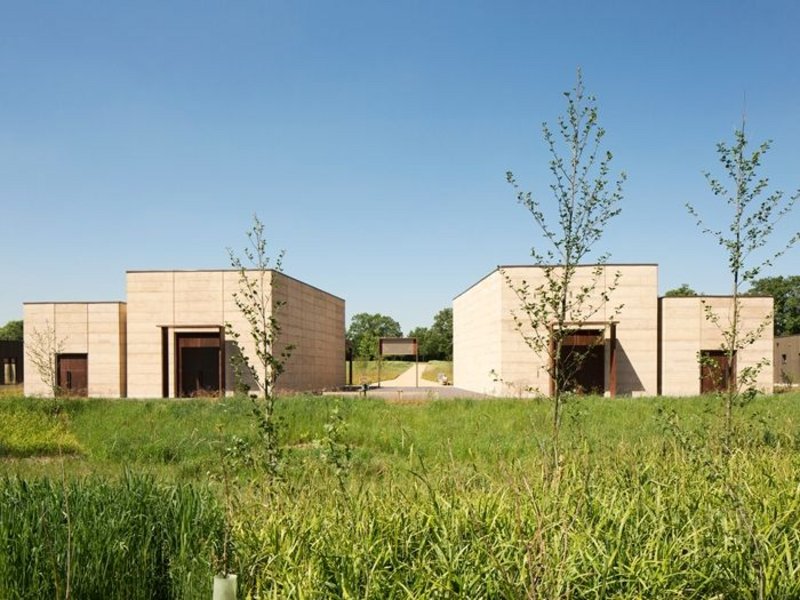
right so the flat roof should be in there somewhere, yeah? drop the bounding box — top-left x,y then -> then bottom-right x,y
658,295 -> 773,300
125,268 -> 345,303
454,263 -> 659,300
23,301 -> 126,305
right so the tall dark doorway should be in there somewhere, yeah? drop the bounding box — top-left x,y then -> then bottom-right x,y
700,350 -> 731,394
559,329 -> 605,395
57,354 -> 88,397
176,333 -> 222,397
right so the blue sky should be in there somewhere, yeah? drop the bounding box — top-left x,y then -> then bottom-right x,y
1,1 -> 798,332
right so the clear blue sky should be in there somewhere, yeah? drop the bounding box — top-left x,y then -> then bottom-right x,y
2,1 -> 799,333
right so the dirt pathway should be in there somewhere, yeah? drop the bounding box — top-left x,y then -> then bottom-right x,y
378,362 -> 447,387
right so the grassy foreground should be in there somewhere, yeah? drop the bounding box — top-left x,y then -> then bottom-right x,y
2,392 -> 800,598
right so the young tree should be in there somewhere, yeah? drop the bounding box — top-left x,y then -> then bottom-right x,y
687,124 -> 799,446
504,70 -> 625,465
747,275 -> 800,336
25,321 -> 65,397
226,214 -> 293,476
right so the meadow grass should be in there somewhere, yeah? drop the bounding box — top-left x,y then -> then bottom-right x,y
421,360 -> 453,383
0,400 -> 82,457
0,383 -> 23,398
2,392 -> 800,598
346,360 -> 411,384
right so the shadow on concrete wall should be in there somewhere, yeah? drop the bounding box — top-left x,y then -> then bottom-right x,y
224,340 -> 259,394
615,341 -> 644,395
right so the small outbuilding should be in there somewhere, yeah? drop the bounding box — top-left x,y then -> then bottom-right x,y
24,269 -> 344,398
23,302 -> 127,397
659,296 -> 773,396
454,264 -> 773,397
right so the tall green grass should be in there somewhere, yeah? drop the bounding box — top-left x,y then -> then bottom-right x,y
0,473 -> 223,599
3,393 -> 800,597
233,442 -> 800,598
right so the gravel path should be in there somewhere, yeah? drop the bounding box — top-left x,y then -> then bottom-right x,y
378,362 -> 446,387
325,362 -> 485,400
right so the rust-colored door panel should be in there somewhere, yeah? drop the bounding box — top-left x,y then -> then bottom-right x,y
58,354 -> 88,397
700,350 -> 731,394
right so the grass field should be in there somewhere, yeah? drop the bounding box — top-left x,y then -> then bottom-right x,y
3,392 -> 800,597
0,383 -> 23,398
421,360 -> 453,383
345,360 -> 411,384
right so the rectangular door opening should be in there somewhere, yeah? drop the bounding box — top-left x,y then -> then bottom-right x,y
176,332 -> 222,397
558,329 -> 605,395
700,349 -> 732,394
57,354 -> 88,397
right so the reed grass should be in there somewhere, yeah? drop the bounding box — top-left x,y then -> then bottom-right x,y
2,392 -> 800,597
0,472 -> 223,599
233,440 -> 800,598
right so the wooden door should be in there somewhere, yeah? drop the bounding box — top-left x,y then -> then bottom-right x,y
58,354 -> 88,397
700,350 -> 731,394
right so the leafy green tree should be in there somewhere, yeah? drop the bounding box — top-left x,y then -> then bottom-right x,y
0,320 -> 23,341
407,326 -> 430,359
687,124 -> 799,447
408,309 -> 452,361
747,275 -> 800,336
664,284 -> 698,297
504,70 -> 624,470
408,308 -> 453,360
346,313 -> 402,360
427,308 -> 453,360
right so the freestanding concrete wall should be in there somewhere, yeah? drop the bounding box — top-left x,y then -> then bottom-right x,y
23,302 -> 127,398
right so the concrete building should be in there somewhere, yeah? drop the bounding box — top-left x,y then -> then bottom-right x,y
23,302 -> 127,397
659,296 -> 773,396
774,335 -> 800,385
24,270 -> 344,398
454,264 -> 773,397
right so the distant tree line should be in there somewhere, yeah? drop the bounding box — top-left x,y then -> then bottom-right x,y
346,308 -> 453,361
0,320 -> 22,342
346,313 -> 403,361
408,308 -> 453,361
